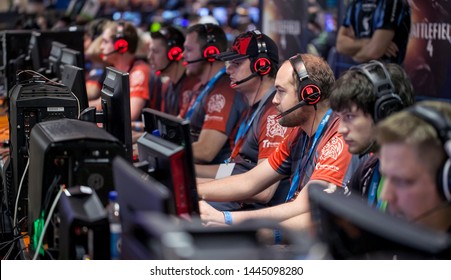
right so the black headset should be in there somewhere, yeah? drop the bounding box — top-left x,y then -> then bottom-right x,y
159,27 -> 183,62
352,60 -> 403,122
202,24 -> 220,62
407,105 -> 451,202
249,30 -> 272,76
114,21 -> 129,54
288,54 -> 321,105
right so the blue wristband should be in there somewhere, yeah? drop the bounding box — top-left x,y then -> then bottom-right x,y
274,229 -> 282,244
223,211 -> 233,225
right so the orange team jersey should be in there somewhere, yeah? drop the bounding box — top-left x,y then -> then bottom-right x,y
129,60 -> 151,100
232,89 -> 293,174
268,113 -> 365,193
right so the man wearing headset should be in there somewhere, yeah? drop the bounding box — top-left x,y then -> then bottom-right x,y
329,61 -> 415,208
376,100 -> 451,233
196,30 -> 294,210
198,54 -> 363,235
148,25 -> 199,116
99,21 -> 151,121
181,23 -> 248,164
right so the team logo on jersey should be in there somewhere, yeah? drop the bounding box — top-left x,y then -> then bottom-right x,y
266,115 -> 287,138
207,94 -> 226,113
320,136 -> 344,161
361,15 -> 372,36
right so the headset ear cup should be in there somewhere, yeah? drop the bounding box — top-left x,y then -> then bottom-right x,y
438,158 -> 451,202
253,57 -> 271,76
114,38 -> 129,53
168,46 -> 183,61
299,81 -> 321,105
203,45 -> 220,62
374,94 -> 404,123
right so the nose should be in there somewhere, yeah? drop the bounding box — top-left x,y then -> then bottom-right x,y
380,178 -> 394,204
225,63 -> 232,75
337,123 -> 348,136
272,92 -> 280,106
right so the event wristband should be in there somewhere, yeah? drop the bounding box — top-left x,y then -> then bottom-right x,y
223,211 -> 233,225
274,229 -> 282,244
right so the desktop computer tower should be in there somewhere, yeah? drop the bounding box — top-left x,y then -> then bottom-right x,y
27,118 -> 126,255
8,80 -> 78,222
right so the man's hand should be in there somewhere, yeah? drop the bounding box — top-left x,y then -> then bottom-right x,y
384,41 -> 399,58
199,200 -> 227,226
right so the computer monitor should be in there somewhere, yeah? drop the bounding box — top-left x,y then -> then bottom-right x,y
61,64 -> 89,114
100,66 -> 133,161
48,41 -> 67,79
59,48 -> 83,79
142,108 -> 198,215
112,156 -> 176,232
26,29 -> 85,73
5,54 -> 27,97
0,30 -> 32,96
308,184 -> 451,259
137,132 -> 200,218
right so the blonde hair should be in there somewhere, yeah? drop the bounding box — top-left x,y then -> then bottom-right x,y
376,100 -> 451,176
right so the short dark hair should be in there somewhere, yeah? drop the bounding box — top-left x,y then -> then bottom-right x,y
330,62 -> 414,119
186,23 -> 228,53
151,25 -> 185,51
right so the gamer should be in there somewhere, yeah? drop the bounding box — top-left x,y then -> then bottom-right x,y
180,23 -> 248,164
196,29 -> 294,211
148,25 -> 199,116
198,53 -> 364,235
376,100 -> 451,233
98,20 -> 151,121
329,60 -> 415,207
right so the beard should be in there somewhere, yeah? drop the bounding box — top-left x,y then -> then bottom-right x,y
278,108 -> 310,127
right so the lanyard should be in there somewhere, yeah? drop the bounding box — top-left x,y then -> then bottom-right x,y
226,88 -> 275,163
367,161 -> 380,206
368,161 -> 387,210
285,109 -> 333,201
185,67 -> 226,120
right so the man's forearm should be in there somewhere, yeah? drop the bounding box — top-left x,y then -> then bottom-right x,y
336,36 -> 370,57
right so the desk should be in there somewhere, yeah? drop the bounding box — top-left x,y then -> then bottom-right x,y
0,112 -> 8,137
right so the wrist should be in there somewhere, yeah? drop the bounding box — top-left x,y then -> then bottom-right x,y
223,211 -> 233,225
274,229 -> 282,245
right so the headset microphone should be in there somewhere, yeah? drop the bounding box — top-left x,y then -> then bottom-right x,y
231,71 -> 260,88
100,49 -> 119,59
183,58 -> 206,66
231,65 -> 269,88
155,61 -> 173,76
275,92 -> 321,120
275,100 -> 309,120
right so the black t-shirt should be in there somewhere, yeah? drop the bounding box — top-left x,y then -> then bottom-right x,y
345,154 -> 379,200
